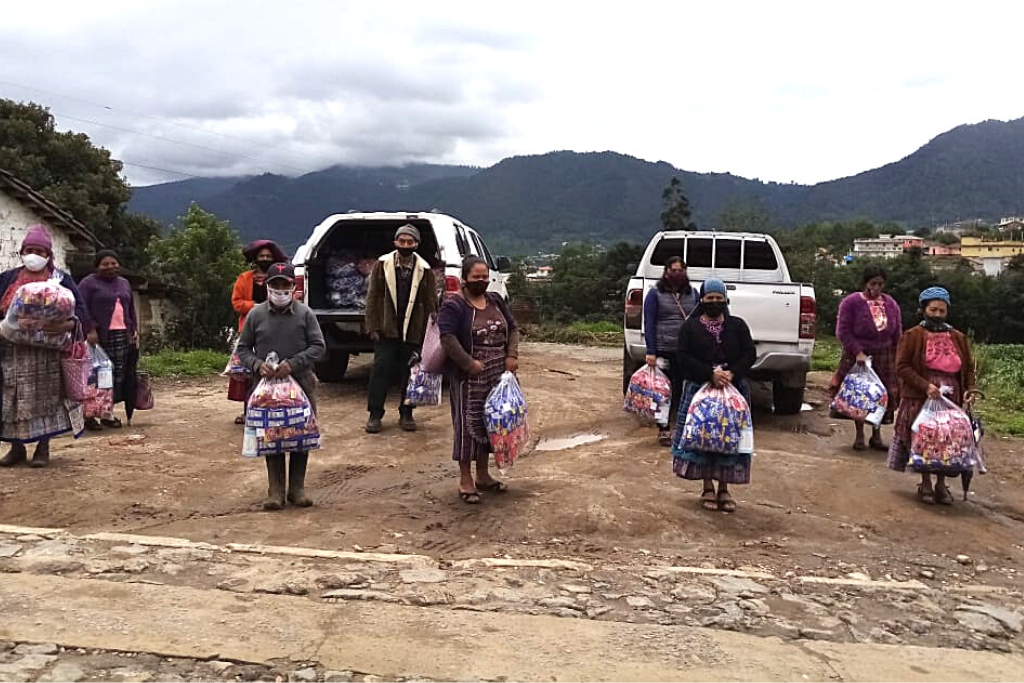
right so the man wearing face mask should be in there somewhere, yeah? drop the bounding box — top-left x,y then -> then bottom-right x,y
643,256 -> 698,446
0,225 -> 92,468
229,240 -> 288,424
236,263 -> 326,509
364,224 -> 438,434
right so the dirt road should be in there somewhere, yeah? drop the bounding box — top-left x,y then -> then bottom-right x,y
2,341 -> 1024,680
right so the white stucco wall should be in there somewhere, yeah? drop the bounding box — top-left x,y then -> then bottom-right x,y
0,190 -> 76,271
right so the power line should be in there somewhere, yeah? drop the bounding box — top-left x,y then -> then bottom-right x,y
119,160 -> 203,179
52,111 -> 314,175
0,78 -> 317,169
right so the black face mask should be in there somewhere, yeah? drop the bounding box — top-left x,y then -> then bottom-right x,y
703,302 -> 727,317
923,315 -> 949,331
256,260 -> 273,273
397,247 -> 416,258
464,281 -> 489,297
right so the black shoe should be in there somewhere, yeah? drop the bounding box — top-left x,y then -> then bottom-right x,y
399,414 -> 417,432
29,441 -> 50,468
0,443 -> 27,467
365,416 -> 383,434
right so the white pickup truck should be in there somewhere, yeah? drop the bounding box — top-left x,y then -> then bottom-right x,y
293,211 -> 511,381
623,231 -> 816,414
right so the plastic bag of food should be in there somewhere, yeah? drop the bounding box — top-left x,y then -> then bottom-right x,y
0,277 -> 76,349
244,352 -> 320,455
90,344 -> 114,390
221,341 -> 250,377
680,381 -> 754,455
404,363 -> 442,407
623,365 -> 672,424
485,372 -> 529,474
910,396 -> 979,471
830,360 -> 888,427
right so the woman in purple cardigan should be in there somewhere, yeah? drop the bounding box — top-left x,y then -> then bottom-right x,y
834,265 -> 902,451
78,250 -> 138,430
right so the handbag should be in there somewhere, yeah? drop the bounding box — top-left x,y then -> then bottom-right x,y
420,314 -> 446,373
135,371 -> 154,411
61,323 -> 90,402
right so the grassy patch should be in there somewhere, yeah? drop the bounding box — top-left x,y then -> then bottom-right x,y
812,335 -> 841,372
523,321 -> 623,347
974,344 -> 1024,436
140,349 -> 227,379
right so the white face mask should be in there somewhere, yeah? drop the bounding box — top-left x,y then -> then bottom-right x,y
22,253 -> 48,272
268,287 -> 294,308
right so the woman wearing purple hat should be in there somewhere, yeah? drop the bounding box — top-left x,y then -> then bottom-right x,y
0,225 -> 91,468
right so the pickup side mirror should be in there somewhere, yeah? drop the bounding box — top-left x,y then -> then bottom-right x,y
495,255 -> 512,272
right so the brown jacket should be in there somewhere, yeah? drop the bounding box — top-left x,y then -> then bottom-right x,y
896,325 -> 977,401
364,252 -> 438,343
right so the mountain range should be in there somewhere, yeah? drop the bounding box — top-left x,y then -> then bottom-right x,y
129,117 -> 1024,255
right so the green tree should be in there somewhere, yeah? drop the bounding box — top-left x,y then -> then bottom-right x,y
717,200 -> 771,232
539,241 -> 643,323
147,204 -> 246,349
660,177 -> 696,231
0,99 -> 161,268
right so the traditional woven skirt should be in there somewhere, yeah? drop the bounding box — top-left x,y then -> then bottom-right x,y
448,346 -> 505,463
104,330 -> 130,405
1,342 -> 78,443
887,371 -> 965,475
671,379 -> 753,484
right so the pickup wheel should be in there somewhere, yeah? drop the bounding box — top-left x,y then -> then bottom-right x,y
622,348 -> 644,395
773,382 -> 805,415
316,352 -> 350,383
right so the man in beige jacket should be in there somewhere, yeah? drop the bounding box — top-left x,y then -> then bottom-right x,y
364,225 -> 438,434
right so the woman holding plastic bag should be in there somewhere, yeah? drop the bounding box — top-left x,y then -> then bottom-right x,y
438,257 -> 520,504
834,266 -> 902,451
0,226 -> 91,468
887,287 -> 980,505
642,256 -> 698,445
78,250 -> 138,430
670,279 -> 756,513
236,263 -> 326,510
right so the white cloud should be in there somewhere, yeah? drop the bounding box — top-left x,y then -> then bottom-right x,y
1,0 -> 1022,186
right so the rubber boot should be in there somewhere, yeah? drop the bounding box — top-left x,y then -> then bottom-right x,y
0,443 -> 27,467
263,454 -> 286,510
287,452 -> 313,507
28,440 -> 49,468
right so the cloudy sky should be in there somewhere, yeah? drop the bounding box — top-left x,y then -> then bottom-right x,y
2,0 -> 1022,186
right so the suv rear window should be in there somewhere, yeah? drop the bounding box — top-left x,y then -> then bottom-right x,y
715,238 -> 741,269
649,238 -> 684,265
744,240 -> 779,270
686,238 -> 713,267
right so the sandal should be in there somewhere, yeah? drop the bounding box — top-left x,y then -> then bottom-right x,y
101,418 -> 123,429
700,489 -> 718,511
718,491 -> 737,513
657,429 -> 672,447
460,491 -> 482,504
85,418 -> 103,432
917,484 -> 935,505
477,481 -> 508,493
935,485 -> 954,506
234,415 -> 245,425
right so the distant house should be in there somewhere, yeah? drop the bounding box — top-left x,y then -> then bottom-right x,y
998,216 -> 1024,233
926,242 -> 961,257
961,235 -> 1024,276
0,168 -> 181,343
851,234 -> 924,259
526,265 -> 553,280
0,168 -> 99,272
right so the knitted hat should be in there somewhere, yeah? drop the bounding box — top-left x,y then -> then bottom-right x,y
395,224 -> 421,243
21,224 -> 53,254
919,286 -> 950,306
700,278 -> 728,298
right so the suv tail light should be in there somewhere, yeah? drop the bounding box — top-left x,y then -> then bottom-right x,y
799,295 -> 816,339
625,288 -> 643,329
294,273 -> 305,301
444,275 -> 461,298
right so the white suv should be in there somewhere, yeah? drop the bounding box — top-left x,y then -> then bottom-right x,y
293,211 -> 510,381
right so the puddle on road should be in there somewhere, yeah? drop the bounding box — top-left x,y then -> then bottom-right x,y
534,432 -> 608,452
801,403 -> 814,412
